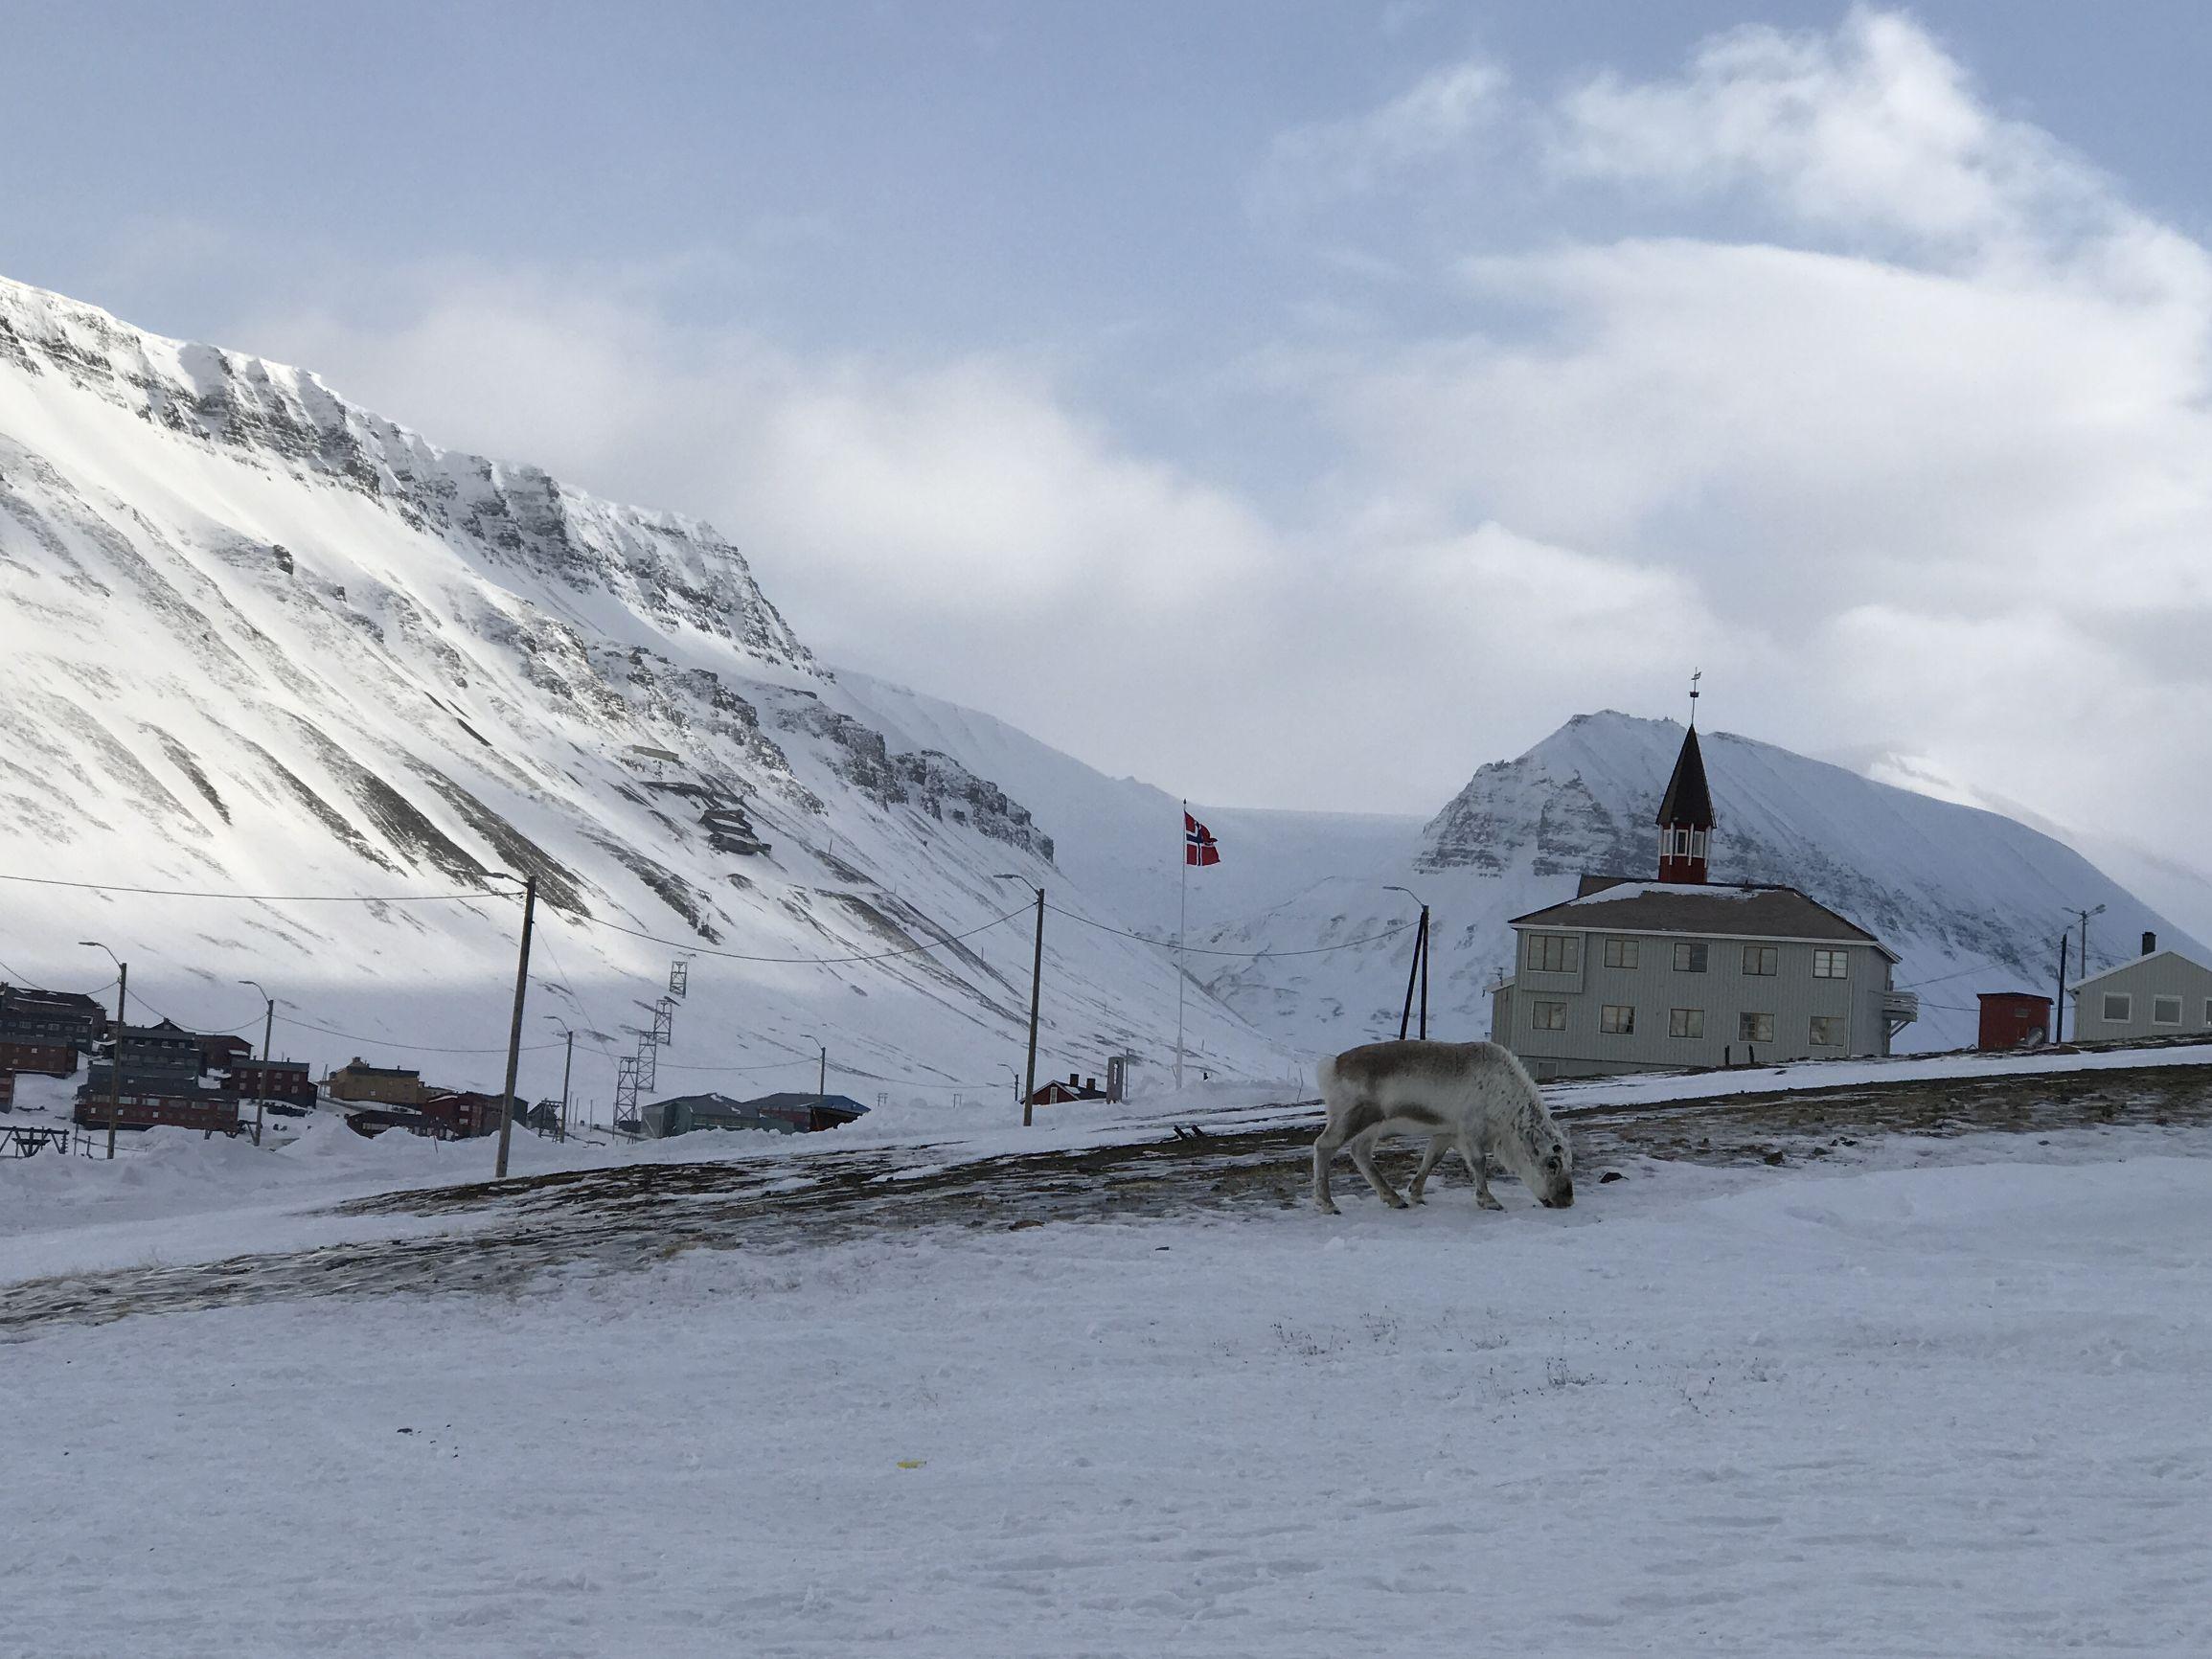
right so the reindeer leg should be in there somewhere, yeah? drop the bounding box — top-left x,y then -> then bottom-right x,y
1311,1125 -> 1345,1215
1407,1134 -> 1452,1205
1350,1127 -> 1408,1209
1462,1139 -> 1505,1211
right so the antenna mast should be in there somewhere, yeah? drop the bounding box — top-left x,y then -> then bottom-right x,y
1688,669 -> 1701,729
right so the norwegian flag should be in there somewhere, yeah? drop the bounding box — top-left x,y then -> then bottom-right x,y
1184,811 -> 1220,868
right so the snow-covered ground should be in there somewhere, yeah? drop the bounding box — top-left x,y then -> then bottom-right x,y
10,1046 -> 2208,1289
8,1120 -> 2209,1656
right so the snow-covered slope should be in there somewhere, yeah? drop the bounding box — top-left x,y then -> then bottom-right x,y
845,682 -> 2202,1057
0,275 -> 1291,1105
1194,713 -> 2203,1053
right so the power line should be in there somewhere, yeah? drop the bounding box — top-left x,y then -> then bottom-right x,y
272,1011 -> 564,1056
0,872 -> 505,903
1041,902 -> 1417,958
563,902 -> 1029,965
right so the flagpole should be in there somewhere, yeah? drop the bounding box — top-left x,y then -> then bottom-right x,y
1175,801 -> 1188,1091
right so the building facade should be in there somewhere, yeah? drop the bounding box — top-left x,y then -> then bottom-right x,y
328,1059 -> 427,1104
1491,722 -> 1916,1080
2068,936 -> 2212,1043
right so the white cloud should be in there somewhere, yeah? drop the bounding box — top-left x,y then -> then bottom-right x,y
1548,10 -> 2102,260
193,10 -> 2212,873
1255,57 -> 1509,215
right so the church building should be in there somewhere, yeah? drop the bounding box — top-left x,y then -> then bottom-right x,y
1491,721 -> 1919,1080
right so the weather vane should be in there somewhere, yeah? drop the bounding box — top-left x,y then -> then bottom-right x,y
1689,669 -> 1701,728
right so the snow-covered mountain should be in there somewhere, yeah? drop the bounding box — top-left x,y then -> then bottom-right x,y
1181,713 -> 2203,1053
0,274 -> 1294,1108
839,674 -> 2204,1055
3,271 -> 2197,1100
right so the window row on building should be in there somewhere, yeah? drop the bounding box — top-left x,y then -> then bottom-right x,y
1529,999 -> 1847,1047
2099,992 -> 2212,1027
1531,934 -> 1852,979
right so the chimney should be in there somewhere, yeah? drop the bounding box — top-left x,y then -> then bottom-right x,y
1069,1072 -> 1080,1086
1083,1077 -> 1097,1092
2143,931 -> 2157,957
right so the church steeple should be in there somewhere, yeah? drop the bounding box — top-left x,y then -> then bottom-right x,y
1656,685 -> 1714,883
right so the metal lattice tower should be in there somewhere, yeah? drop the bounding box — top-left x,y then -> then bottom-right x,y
669,959 -> 690,999
613,1055 -> 643,1131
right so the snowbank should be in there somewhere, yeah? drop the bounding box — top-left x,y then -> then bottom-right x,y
9,1130 -> 2210,1654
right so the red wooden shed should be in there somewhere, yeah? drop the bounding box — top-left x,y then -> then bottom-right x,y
1977,991 -> 2052,1052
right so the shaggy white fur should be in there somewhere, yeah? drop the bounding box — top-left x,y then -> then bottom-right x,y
1311,1039 -> 1574,1214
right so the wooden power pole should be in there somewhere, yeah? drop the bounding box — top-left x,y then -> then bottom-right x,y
494,875 -> 538,1180
1023,886 -> 1043,1127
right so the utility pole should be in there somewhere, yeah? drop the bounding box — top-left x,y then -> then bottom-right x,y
559,1028 -> 573,1142
494,874 -> 538,1180
1023,885 -> 1043,1126
994,875 -> 1046,1127
2074,903 -> 2106,985
1385,888 -> 1430,1041
239,979 -> 274,1147
2054,933 -> 2069,1043
81,942 -> 125,1160
1004,1064 -> 1020,1108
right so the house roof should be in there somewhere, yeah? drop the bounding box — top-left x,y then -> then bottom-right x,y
335,1058 -> 421,1078
1656,726 -> 1715,829
1509,881 -> 1893,957
742,1091 -> 869,1116
2067,946 -> 2211,993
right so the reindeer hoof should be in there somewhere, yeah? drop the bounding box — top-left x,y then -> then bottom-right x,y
1477,1194 -> 1505,1212
1315,1198 -> 1339,1216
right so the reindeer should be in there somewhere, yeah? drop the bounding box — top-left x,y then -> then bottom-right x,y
1311,1039 -> 1574,1215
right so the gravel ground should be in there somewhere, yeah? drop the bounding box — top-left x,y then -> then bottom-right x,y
4,1058 -> 2207,1333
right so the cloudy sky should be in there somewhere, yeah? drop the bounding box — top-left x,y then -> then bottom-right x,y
6,3 -> 2209,866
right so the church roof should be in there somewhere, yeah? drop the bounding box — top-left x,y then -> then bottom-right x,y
1655,726 -> 1715,829
1509,881 -> 1893,957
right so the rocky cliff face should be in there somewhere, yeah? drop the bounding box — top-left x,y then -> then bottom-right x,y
0,274 -> 1279,1095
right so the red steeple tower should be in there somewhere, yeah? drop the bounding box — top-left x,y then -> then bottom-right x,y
1656,675 -> 1714,883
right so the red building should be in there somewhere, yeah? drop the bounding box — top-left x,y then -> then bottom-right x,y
1977,991 -> 2053,1052
418,1090 -> 506,1139
0,1038 -> 79,1078
71,1088 -> 241,1134
1027,1072 -> 1108,1107
223,1056 -> 316,1106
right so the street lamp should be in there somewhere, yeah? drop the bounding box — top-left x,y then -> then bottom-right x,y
801,1033 -> 827,1102
238,979 -> 276,1147
542,1015 -> 575,1141
1382,886 -> 1432,1041
80,941 -> 125,1160
1004,1063 -> 1020,1109
994,875 -> 1046,1126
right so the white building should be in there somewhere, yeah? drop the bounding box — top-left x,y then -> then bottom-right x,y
2068,934 -> 2212,1043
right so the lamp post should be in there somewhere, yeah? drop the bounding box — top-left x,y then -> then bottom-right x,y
1383,886 -> 1431,1041
1004,1064 -> 1020,1110
239,979 -> 276,1147
80,942 -> 125,1160
542,1015 -> 575,1141
994,875 -> 1045,1126
2074,903 -> 2107,981
801,1033 -> 828,1104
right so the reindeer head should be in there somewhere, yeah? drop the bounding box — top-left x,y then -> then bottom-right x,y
1511,1098 -> 1575,1208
